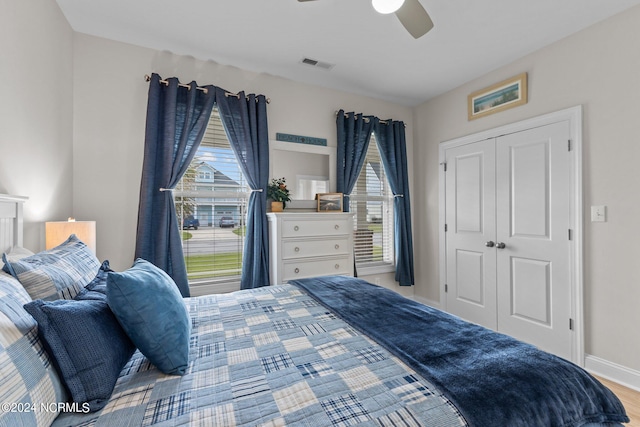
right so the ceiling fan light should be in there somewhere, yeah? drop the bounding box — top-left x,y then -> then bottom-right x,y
372,0 -> 405,14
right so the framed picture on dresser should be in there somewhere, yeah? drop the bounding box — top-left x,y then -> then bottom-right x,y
316,193 -> 343,212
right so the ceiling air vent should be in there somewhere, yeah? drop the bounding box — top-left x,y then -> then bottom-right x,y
300,57 -> 335,71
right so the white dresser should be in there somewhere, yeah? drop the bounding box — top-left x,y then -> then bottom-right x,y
267,212 -> 355,285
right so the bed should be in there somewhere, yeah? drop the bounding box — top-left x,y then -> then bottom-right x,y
0,194 -> 629,427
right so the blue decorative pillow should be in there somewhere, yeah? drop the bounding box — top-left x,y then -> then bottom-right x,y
75,260 -> 112,301
3,234 -> 101,301
23,298 -> 135,412
106,259 -> 191,375
0,272 -> 67,427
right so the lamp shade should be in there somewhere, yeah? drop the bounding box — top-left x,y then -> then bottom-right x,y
372,0 -> 405,14
46,220 -> 96,254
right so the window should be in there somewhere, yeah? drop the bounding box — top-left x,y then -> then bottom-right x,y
350,134 -> 395,272
174,107 -> 248,295
197,170 -> 212,181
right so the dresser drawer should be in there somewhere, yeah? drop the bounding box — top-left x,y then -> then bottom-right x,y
282,257 -> 352,282
282,238 -> 350,260
281,218 -> 350,238
267,213 -> 354,286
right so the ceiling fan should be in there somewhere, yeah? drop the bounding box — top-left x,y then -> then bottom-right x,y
298,0 -> 434,39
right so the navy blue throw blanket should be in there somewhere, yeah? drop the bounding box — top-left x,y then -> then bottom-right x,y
290,276 -> 629,427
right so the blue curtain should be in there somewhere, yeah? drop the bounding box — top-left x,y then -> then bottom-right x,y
215,89 -> 270,289
135,73 -> 216,297
336,110 -> 374,210
373,118 -> 415,286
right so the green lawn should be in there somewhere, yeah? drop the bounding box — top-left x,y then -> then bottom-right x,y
373,245 -> 383,258
185,252 -> 242,279
368,224 -> 383,233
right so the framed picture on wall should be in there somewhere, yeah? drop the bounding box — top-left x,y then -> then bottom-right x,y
316,193 -> 343,212
467,73 -> 528,120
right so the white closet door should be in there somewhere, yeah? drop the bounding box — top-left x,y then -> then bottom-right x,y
445,139 -> 497,329
495,121 -> 572,359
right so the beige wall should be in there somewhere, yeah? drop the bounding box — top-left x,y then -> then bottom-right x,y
0,0 -> 74,250
413,6 -> 640,372
70,33 -> 414,293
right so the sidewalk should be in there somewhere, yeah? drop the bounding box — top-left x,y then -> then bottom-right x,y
185,227 -> 240,240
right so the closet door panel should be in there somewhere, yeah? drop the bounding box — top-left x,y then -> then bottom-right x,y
510,257 -> 551,326
495,121 -> 572,360
445,139 -> 497,330
509,141 -> 550,239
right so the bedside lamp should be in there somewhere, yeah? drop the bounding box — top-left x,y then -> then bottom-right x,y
46,218 -> 96,254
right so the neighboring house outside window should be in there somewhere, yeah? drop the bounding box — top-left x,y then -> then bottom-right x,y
189,162 -> 244,227
174,107 -> 249,295
350,134 -> 395,274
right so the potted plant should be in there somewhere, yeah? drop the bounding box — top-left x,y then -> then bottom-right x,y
267,177 -> 291,212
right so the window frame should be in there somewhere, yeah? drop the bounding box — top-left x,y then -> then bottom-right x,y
350,134 -> 395,276
173,107 -> 249,294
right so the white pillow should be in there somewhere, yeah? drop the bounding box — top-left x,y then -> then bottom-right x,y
4,245 -> 35,262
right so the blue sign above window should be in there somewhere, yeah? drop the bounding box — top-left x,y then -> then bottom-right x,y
276,132 -> 327,146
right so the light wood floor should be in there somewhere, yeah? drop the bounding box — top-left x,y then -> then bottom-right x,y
595,376 -> 640,426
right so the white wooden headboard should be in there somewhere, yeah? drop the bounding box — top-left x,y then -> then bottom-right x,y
0,194 -> 28,253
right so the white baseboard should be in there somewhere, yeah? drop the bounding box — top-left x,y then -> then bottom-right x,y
584,354 -> 640,392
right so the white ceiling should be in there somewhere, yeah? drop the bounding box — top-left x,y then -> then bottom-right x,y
56,0 -> 640,106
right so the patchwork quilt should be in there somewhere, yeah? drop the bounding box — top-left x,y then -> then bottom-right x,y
52,285 -> 467,427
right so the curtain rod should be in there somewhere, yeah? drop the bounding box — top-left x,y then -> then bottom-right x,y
144,75 -> 270,103
335,111 -> 405,127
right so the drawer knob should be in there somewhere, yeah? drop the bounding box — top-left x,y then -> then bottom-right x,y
294,268 -> 300,274
334,224 -> 340,230
335,264 -> 340,269
294,225 -> 299,231
335,244 -> 340,250
295,247 -> 300,252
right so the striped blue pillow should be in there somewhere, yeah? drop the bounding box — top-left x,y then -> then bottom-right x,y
0,271 -> 67,427
2,234 -> 101,301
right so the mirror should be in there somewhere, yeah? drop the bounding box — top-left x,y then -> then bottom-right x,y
297,175 -> 329,200
269,140 -> 336,201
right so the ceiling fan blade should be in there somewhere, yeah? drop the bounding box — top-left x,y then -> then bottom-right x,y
395,0 -> 434,39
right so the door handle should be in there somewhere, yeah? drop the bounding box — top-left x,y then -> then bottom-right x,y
496,242 -> 506,249
485,241 -> 495,247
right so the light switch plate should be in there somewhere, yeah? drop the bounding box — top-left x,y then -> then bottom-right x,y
591,205 -> 606,222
